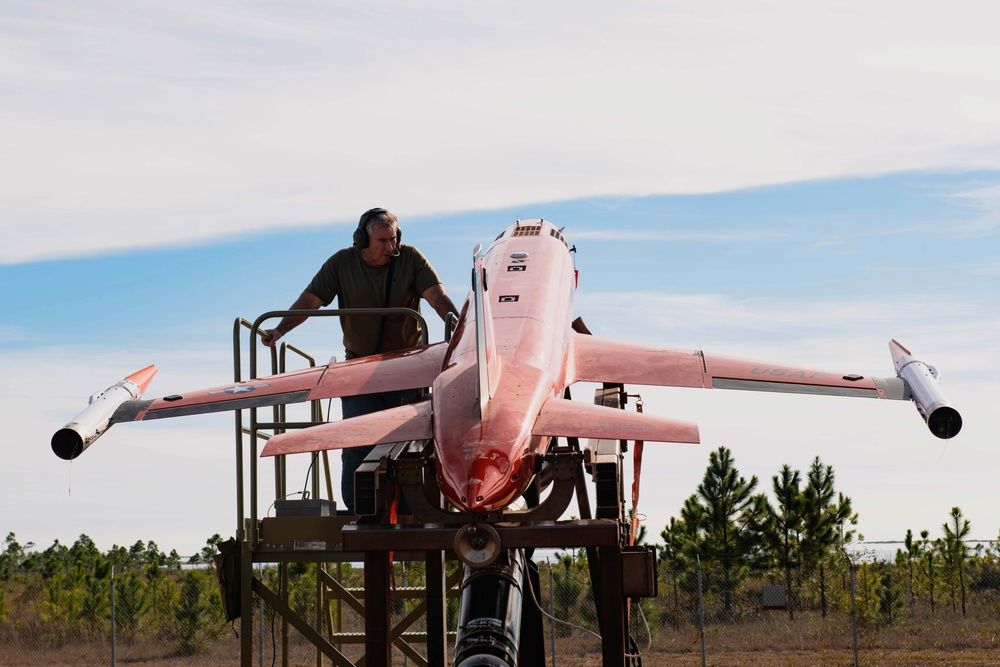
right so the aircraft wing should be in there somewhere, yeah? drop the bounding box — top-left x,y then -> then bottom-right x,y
570,333 -> 891,399
52,343 -> 447,460
570,334 -> 961,439
119,342 -> 447,422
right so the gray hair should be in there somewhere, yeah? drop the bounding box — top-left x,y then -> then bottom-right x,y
365,209 -> 398,237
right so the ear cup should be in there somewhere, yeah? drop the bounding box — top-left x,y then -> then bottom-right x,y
353,226 -> 367,250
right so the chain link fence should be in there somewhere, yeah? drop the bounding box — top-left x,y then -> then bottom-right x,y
540,546 -> 1000,665
2,543 -> 999,666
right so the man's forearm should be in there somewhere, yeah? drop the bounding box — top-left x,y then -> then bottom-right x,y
422,284 -> 459,323
271,291 -> 324,337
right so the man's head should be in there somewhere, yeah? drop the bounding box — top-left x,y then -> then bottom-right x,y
355,208 -> 401,267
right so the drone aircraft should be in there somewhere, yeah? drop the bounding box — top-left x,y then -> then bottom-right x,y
53,218 -> 961,667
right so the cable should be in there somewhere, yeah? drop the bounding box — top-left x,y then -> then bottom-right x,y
301,454 -> 316,499
525,557 -> 652,661
525,557 -> 602,642
264,491 -> 308,518
269,570 -> 279,667
626,598 -> 653,661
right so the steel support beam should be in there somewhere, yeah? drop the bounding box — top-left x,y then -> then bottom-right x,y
364,551 -> 393,667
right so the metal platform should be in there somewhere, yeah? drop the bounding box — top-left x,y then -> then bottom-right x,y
224,312 -> 647,667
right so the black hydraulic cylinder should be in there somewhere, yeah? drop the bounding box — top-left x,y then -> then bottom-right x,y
454,549 -> 526,667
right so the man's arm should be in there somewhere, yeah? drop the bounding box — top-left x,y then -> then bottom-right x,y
422,284 -> 459,323
263,290 -> 325,347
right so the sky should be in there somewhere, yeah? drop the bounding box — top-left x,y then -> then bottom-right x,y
2,1 -> 999,558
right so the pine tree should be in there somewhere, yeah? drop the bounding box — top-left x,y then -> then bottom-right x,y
942,506 -> 970,617
800,457 -> 856,618
766,464 -> 802,620
681,446 -> 768,618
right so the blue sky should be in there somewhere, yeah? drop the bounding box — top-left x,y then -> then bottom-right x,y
3,2 -> 999,556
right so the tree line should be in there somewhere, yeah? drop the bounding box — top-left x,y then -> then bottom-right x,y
2,446 -> 997,651
651,445 -> 999,626
0,533 -> 231,655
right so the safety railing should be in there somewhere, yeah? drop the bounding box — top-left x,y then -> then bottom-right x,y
231,307 -> 428,546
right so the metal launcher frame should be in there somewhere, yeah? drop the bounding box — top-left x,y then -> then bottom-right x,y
231,310 -> 656,667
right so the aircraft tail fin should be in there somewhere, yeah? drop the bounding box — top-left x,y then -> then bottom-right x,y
260,400 -> 433,457
473,245 -> 500,417
531,397 -> 700,444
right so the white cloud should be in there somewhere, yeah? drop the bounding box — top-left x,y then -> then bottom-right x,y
971,261 -> 1000,276
578,289 -> 995,344
570,229 -> 789,242
944,183 -> 1000,239
4,1 -> 1000,263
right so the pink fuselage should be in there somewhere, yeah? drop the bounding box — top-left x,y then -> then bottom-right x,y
432,223 -> 575,513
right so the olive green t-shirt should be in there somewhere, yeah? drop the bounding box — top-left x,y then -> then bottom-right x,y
305,244 -> 442,357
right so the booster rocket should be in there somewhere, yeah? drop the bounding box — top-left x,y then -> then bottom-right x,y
888,340 -> 962,439
51,365 -> 157,460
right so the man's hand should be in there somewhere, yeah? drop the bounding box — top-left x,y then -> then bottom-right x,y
262,290 -> 324,347
262,329 -> 283,348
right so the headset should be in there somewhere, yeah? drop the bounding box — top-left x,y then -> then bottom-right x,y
353,207 -> 402,250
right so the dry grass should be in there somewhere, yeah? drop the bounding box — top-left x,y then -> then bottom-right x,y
579,648 -> 1000,667
3,610 -> 999,666
6,643 -> 1000,667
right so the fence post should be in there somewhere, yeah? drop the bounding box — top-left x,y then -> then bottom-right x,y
697,555 -> 706,667
548,560 -> 556,667
110,565 -> 116,667
849,560 -> 859,667
402,562 -> 408,667
258,563 -> 263,667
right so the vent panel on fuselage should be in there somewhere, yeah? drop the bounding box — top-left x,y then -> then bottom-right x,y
511,224 -> 542,237
549,227 -> 569,248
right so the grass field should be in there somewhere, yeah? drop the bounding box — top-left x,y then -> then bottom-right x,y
4,621 -> 1000,667
5,646 -> 1000,667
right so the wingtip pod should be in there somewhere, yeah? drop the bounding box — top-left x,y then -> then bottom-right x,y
889,340 -> 962,439
52,366 -> 158,460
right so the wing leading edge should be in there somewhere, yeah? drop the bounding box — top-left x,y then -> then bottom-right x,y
113,342 -> 448,423
570,332 -> 889,399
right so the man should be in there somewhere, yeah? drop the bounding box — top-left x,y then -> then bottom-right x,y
263,208 -> 458,513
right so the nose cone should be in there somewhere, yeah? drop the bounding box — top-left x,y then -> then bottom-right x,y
461,482 -> 512,514
460,480 -> 487,513
450,449 -> 523,513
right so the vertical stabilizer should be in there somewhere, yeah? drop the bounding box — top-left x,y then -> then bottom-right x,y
473,245 -> 500,417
